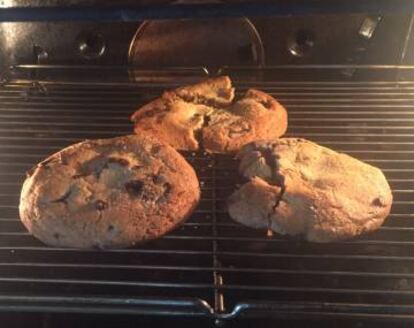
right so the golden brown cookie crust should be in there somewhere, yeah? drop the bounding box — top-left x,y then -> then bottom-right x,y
228,138 -> 393,242
131,76 -> 287,153
19,135 -> 200,249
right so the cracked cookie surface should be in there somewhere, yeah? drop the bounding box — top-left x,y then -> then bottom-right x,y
228,138 -> 393,242
19,135 -> 200,249
130,76 -> 287,153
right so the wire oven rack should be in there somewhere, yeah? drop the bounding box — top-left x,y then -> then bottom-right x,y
0,65 -> 414,323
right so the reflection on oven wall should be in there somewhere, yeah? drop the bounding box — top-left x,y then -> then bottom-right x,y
0,0 -> 413,71
0,0 -> 162,70
0,21 -> 139,69
253,15 -> 411,65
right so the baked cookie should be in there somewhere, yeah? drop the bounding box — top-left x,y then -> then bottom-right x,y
228,138 -> 393,242
131,76 -> 287,153
19,135 -> 200,249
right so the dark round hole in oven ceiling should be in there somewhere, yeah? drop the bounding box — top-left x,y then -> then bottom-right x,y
77,32 -> 106,60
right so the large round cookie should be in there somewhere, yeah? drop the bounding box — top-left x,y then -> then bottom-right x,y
228,138 -> 393,242
131,76 -> 287,153
19,135 -> 200,249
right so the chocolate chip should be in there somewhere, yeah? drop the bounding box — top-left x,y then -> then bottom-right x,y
107,225 -> 114,232
372,197 -> 385,207
95,200 -> 107,211
53,233 -> 60,239
156,183 -> 172,203
163,182 -> 172,196
177,93 -> 194,103
132,165 -> 143,170
191,113 -> 201,123
152,175 -> 167,184
107,157 -> 129,166
178,93 -> 219,107
261,99 -> 273,109
125,180 -> 144,197
141,193 -> 151,202
94,168 -> 103,179
151,145 -> 162,155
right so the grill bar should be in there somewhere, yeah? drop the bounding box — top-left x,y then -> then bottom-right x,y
2,246 -> 414,260
0,262 -> 412,279
0,295 -> 213,317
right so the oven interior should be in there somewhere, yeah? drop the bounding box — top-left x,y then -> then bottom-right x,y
1,1 -> 414,327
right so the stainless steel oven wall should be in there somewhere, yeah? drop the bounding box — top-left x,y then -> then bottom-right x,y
252,15 -> 412,65
0,1 -> 412,71
0,0 -> 166,71
0,21 -> 138,68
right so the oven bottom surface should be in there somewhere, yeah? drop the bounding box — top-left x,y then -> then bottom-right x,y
0,67 -> 414,322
